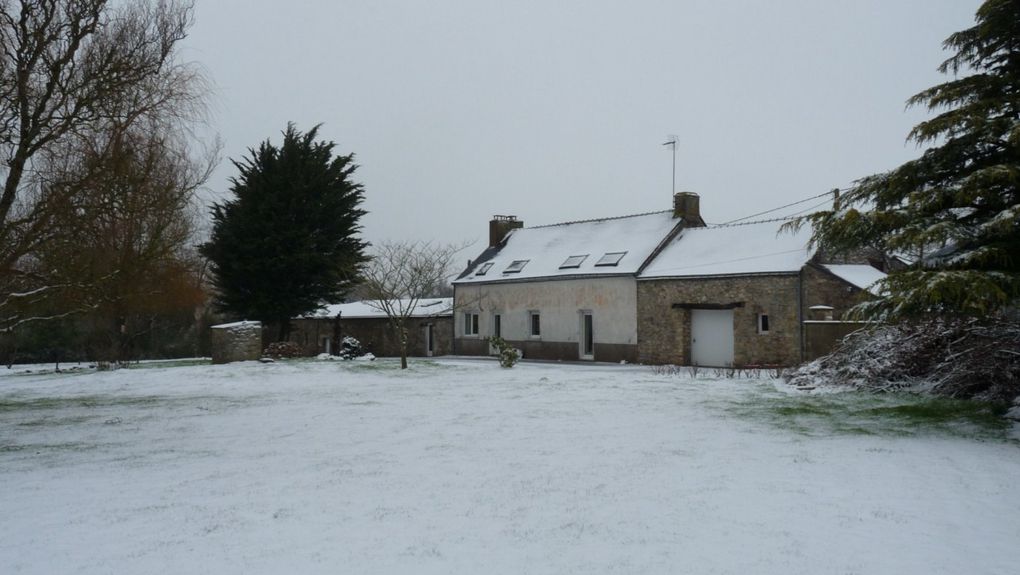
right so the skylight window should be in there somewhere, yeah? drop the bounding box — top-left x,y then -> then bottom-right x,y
475,262 -> 493,276
503,260 -> 529,273
594,252 -> 627,267
559,255 -> 588,269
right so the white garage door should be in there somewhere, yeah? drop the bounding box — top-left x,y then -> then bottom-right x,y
691,309 -> 734,367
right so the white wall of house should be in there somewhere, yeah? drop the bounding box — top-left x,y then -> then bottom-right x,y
454,276 -> 637,345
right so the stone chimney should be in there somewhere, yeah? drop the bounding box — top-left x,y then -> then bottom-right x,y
489,215 -> 523,247
672,192 -> 705,227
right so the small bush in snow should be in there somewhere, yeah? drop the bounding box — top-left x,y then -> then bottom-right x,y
339,336 -> 363,360
487,336 -> 520,368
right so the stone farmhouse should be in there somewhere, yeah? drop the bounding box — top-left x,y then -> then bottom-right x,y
452,193 -> 886,367
290,298 -> 453,358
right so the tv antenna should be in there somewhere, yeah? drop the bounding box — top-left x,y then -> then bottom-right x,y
662,135 -> 678,194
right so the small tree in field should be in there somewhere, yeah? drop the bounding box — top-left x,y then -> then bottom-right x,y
359,241 -> 464,369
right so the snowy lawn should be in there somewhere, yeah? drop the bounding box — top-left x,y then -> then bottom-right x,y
1,359 -> 1018,574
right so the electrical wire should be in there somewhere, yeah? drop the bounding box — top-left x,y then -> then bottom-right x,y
714,188 -> 845,226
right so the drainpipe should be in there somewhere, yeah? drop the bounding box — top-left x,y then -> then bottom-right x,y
797,268 -> 804,363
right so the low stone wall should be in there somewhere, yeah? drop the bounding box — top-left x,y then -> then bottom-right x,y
803,321 -> 870,361
210,321 -> 262,364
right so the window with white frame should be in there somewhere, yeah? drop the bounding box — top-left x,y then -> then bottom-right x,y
757,313 -> 770,334
464,312 -> 480,336
529,311 -> 541,338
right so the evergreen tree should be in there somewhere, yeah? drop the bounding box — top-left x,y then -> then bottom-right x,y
792,0 -> 1020,319
201,124 -> 368,340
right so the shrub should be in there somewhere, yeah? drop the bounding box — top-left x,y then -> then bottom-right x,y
339,336 -> 363,360
487,336 -> 520,368
786,313 -> 1020,403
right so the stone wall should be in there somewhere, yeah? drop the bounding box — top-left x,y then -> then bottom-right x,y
803,321 -> 870,361
210,321 -> 263,364
637,275 -> 801,366
289,316 -> 453,358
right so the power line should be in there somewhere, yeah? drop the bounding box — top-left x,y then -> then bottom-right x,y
705,199 -> 833,229
717,189 -> 842,226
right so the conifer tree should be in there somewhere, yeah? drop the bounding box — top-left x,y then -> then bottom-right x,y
792,0 -> 1020,319
201,124 -> 368,340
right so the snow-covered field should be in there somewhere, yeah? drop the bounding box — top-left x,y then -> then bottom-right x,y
1,358 -> 1018,574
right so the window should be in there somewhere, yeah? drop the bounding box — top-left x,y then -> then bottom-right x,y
492,314 -> 502,338
504,260 -> 529,273
464,312 -> 479,336
594,251 -> 627,267
758,313 -> 770,334
475,262 -> 493,276
559,254 -> 588,269
529,311 -> 541,338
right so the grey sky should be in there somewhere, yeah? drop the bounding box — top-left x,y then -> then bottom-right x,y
182,0 -> 980,251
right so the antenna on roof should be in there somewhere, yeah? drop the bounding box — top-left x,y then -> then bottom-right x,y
662,135 -> 678,194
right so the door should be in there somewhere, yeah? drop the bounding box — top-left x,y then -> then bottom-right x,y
691,309 -> 734,367
580,312 -> 594,360
320,335 -> 331,355
424,324 -> 434,357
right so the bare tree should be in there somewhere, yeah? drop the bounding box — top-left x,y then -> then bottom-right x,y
359,240 -> 466,369
0,0 -> 209,333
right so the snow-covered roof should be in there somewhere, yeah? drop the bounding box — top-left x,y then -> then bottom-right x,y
822,265 -> 887,295
454,211 -> 681,284
639,221 -> 814,279
300,298 -> 453,320
211,320 -> 261,330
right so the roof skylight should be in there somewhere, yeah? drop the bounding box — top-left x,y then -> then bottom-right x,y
503,260 -> 529,273
594,251 -> 627,267
475,262 -> 493,276
559,254 -> 588,269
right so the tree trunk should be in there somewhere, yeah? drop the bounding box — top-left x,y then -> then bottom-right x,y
399,326 -> 408,369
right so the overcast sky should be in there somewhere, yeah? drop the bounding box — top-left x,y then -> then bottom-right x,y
181,0 -> 980,253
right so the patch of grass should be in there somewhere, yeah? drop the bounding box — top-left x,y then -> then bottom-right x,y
345,358 -> 444,374
719,385 -> 1013,441
0,395 -> 168,412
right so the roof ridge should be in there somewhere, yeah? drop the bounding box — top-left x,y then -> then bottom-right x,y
529,209 -> 672,229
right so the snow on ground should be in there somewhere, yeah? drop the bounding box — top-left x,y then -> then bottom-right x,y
1,359 -> 1018,574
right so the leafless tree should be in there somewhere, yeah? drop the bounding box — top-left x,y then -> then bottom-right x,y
359,240 -> 467,369
0,0 -> 210,333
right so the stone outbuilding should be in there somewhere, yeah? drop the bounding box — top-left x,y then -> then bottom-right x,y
210,321 -> 263,364
289,298 -> 453,358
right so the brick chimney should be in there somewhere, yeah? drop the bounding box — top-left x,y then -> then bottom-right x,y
672,192 -> 705,227
489,215 -> 523,247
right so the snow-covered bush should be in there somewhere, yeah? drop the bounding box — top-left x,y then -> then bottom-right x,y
339,336 -> 363,360
786,313 -> 1020,403
487,336 -> 519,368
